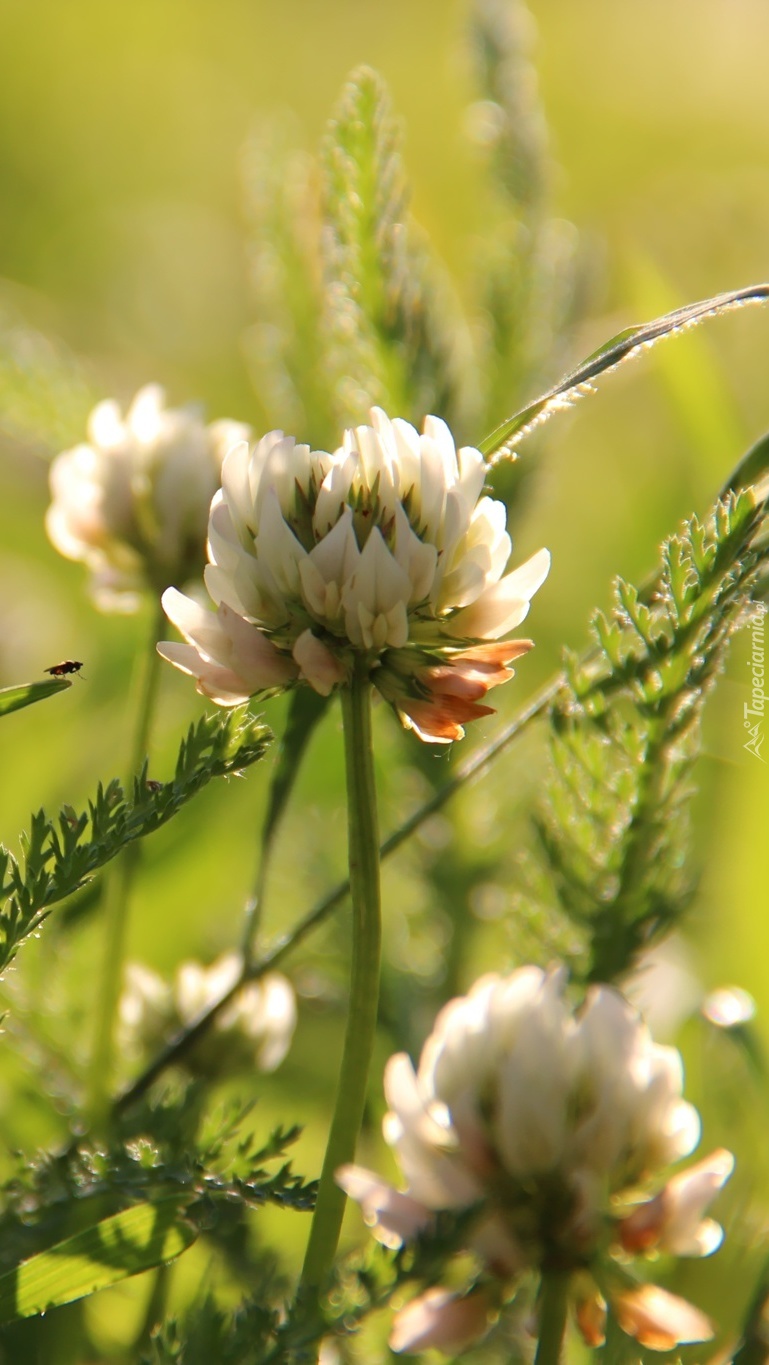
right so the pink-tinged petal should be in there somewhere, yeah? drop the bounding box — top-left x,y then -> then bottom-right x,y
660,1149 -> 734,1254
389,1287 -> 493,1355
161,587 -> 228,655
156,642 -> 253,705
613,1285 -> 714,1350
445,548 -> 550,640
335,1165 -> 433,1248
621,1149 -> 734,1257
160,589 -> 297,702
292,630 -> 347,696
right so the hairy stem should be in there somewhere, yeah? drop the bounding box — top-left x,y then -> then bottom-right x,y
86,602 -> 165,1125
298,661 -> 381,1300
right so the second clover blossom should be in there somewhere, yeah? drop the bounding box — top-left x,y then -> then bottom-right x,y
337,967 -> 733,1355
46,385 -> 250,611
158,407 -> 550,741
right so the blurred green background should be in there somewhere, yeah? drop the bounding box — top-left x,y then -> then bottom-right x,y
0,0 -> 768,1356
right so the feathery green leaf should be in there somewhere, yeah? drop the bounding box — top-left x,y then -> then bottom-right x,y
0,708 -> 271,975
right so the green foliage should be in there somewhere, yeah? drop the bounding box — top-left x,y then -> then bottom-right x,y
0,1091 -> 313,1290
467,0 -> 583,419
0,302 -> 93,453
0,676 -> 71,716
320,66 -> 474,432
534,488 -> 769,983
0,1198 -> 196,1325
0,708 -> 271,975
241,120 -> 336,447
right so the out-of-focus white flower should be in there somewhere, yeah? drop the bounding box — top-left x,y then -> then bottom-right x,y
119,952 -> 296,1076
159,408 -> 549,741
388,1287 -> 496,1356
175,952 -> 297,1073
47,385 -> 249,611
337,966 -> 731,1354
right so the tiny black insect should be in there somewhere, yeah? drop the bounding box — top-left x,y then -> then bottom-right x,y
44,660 -> 84,677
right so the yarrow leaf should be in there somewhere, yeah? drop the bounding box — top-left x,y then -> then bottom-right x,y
534,488 -> 769,982
320,65 -> 473,431
0,708 -> 271,975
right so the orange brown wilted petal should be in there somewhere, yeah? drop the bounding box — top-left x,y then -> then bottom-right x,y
613,1284 -> 714,1349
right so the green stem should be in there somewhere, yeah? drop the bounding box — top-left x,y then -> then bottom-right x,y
298,662 -> 381,1299
534,1272 -> 570,1365
86,601 -> 166,1126
114,674 -> 559,1115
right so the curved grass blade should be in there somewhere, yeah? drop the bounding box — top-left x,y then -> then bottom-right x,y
0,678 -> 71,717
479,283 -> 769,464
0,1198 -> 196,1323
720,429 -> 769,503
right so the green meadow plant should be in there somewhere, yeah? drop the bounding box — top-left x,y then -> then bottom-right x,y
0,3 -> 768,1362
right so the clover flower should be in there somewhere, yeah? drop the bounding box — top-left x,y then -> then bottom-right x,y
47,385 -> 249,611
119,953 -> 296,1076
337,966 -> 732,1355
158,407 -> 549,741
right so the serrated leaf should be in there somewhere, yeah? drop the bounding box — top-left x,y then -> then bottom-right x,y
0,707 -> 271,974
0,678 -> 71,716
479,283 -> 769,463
533,488 -> 769,983
0,1199 -> 196,1323
320,65 -> 473,429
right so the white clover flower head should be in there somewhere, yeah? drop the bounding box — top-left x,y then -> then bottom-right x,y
174,952 -> 297,1074
47,385 -> 250,611
337,966 -> 732,1354
158,408 -> 550,741
118,954 -> 296,1077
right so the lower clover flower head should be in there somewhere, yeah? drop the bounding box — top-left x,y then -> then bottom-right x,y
119,953 -> 296,1076
337,966 -> 733,1355
47,385 -> 250,611
158,407 -> 550,741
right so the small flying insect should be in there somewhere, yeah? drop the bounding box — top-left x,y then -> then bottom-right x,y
44,660 -> 84,678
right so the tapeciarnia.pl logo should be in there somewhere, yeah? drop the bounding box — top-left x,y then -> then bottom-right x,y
744,601 -> 766,762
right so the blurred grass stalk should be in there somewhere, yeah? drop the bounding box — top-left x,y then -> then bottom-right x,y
86,601 -> 166,1126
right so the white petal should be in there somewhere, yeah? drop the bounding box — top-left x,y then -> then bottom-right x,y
445,547 -> 550,639
390,1287 -> 492,1355
157,641 -> 252,705
342,529 -> 412,649
336,1165 -> 433,1248
292,630 -> 346,696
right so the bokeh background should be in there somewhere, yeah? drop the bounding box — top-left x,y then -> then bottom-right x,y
0,0 -> 767,1357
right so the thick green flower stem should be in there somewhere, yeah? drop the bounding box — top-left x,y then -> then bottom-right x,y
86,603 -> 166,1127
299,664 -> 382,1303
534,1272 -> 570,1365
